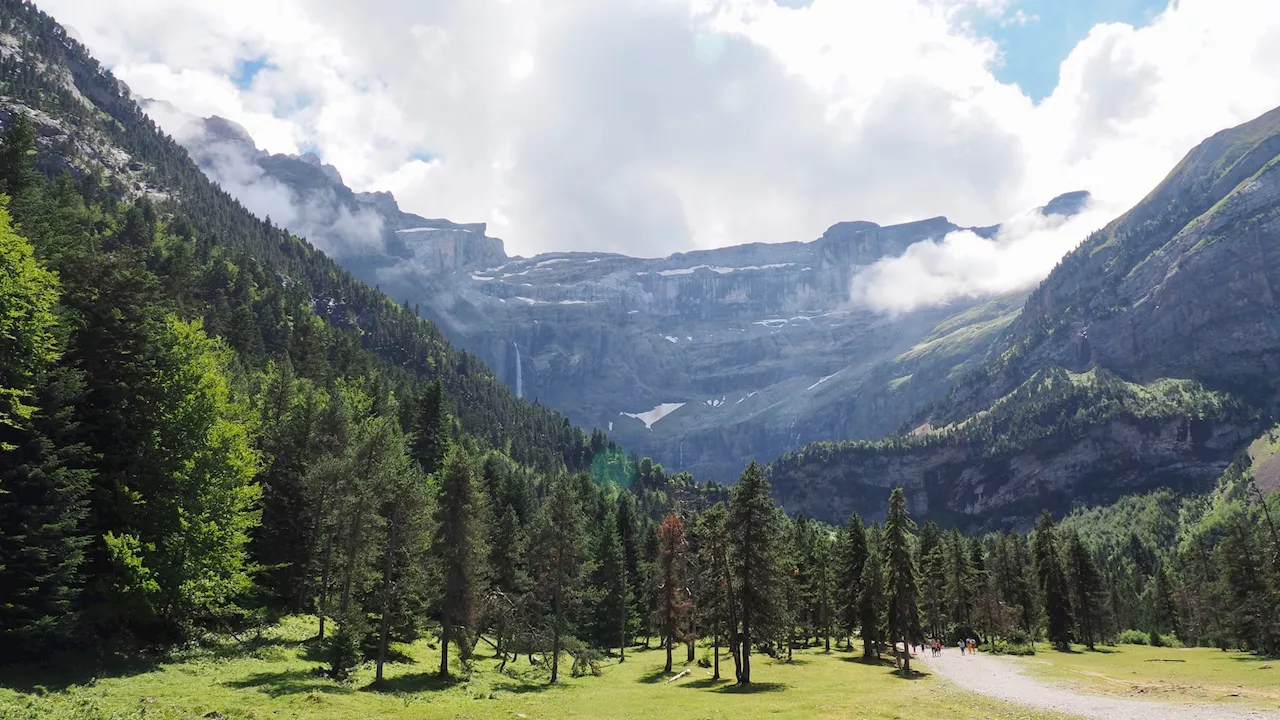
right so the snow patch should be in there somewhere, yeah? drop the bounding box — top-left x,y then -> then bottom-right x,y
471,274 -> 496,282
559,299 -> 590,305
735,391 -> 760,405
704,396 -> 727,408
656,263 -> 795,276
396,226 -> 471,234
536,258 -> 571,267
753,319 -> 787,328
515,296 -> 539,304
807,371 -> 840,391
619,403 -> 686,430
662,335 -> 679,343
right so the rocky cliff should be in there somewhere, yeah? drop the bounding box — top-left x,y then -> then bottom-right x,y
770,106 -> 1280,527
166,113 -> 1092,484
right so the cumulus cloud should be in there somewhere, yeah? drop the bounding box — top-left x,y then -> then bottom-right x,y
850,196 -> 1119,312
35,0 -> 1280,294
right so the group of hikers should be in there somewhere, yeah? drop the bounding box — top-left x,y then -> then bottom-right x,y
910,638 -> 980,657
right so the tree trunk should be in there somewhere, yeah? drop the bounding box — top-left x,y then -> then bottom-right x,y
376,522 -> 397,683
740,616 -> 752,686
712,632 -> 720,680
619,604 -> 627,662
439,608 -> 451,678
665,635 -> 673,672
317,534 -> 333,642
339,505 -> 365,615
550,591 -> 562,683
901,634 -> 911,675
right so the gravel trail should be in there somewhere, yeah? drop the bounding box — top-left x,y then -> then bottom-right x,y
916,647 -> 1280,720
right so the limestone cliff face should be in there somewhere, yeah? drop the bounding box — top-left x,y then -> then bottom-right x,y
169,111 -> 1093,488
370,212 -> 1075,485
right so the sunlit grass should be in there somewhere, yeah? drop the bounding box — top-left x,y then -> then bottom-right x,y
1,616 -> 1074,719
1010,642 -> 1280,709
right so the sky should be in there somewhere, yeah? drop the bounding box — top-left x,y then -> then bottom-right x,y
40,0 -> 1280,309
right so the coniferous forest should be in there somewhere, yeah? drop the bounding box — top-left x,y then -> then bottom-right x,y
2,2 -> 1280,716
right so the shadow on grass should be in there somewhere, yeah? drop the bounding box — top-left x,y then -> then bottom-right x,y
715,681 -> 787,694
888,667 -> 931,680
0,652 -> 161,694
224,669 -> 354,698
682,677 -> 732,689
840,655 -> 897,668
491,679 -> 558,695
364,672 -> 464,693
638,667 -> 674,684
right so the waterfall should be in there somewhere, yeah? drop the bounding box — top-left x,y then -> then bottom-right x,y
514,342 -> 523,399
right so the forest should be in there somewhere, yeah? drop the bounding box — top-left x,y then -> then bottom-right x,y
1,0 -> 1279,710
2,101 -> 1279,689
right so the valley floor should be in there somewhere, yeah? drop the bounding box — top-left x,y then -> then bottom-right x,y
0,616 -> 1070,720
921,644 -> 1280,720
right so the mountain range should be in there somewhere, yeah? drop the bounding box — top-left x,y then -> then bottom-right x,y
163,110 -> 1101,486
3,3 -> 1278,530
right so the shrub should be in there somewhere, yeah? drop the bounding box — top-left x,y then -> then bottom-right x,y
1116,629 -> 1150,645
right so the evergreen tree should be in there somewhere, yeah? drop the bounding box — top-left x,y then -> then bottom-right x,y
1033,511 -> 1073,649
0,202 -> 91,653
728,460 -> 781,686
1064,530 -> 1105,649
533,473 -> 586,683
655,512 -> 691,672
920,545 -> 948,641
883,488 -> 923,674
585,503 -> 628,656
411,379 -> 450,477
858,541 -> 886,659
696,503 -> 733,680
837,513 -> 868,646
434,443 -> 484,678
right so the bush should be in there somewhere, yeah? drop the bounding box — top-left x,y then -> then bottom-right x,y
1116,629 -> 1150,645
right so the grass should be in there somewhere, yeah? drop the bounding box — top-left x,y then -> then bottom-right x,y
0,616 -> 1075,720
1009,642 -> 1280,709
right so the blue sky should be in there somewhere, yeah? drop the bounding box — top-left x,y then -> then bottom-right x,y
976,0 -> 1170,101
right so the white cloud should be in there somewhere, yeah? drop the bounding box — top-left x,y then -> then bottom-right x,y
35,0 -> 1280,298
850,197 -> 1120,312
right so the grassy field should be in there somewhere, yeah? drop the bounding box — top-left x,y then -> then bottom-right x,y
1009,643 -> 1280,709
0,617 -> 1074,720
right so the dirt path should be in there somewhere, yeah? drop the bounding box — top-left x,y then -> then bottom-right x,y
916,647 -> 1280,720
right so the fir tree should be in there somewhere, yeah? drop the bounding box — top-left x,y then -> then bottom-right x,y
434,443 -> 484,678
1033,511 -> 1073,649
883,488 -> 923,674
728,460 -> 781,686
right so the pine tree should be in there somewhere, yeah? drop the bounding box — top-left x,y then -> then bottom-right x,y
585,503 -> 628,656
616,491 -> 644,657
1065,530 -> 1105,649
945,528 -> 974,632
920,545 -> 948,641
434,443 -> 484,678
837,513 -> 868,646
534,473 -> 586,683
375,424 -> 428,684
655,513 -> 691,672
728,460 -> 782,686
0,203 -> 91,653
883,488 -> 923,674
1033,511 -> 1073,649
411,379 -> 450,477
858,541 -> 886,659
696,503 -> 732,680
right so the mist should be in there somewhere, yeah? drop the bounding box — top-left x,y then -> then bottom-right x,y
146,100 -> 388,258
849,197 -> 1119,313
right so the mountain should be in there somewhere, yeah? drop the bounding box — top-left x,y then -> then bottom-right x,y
0,0 -> 610,476
769,106 -> 1280,527
162,112 -> 1091,482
